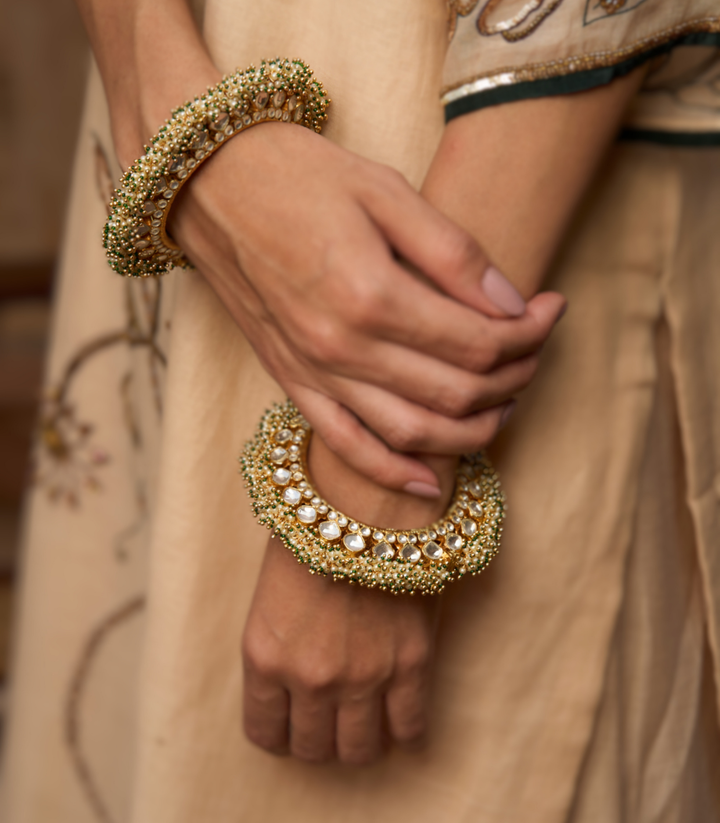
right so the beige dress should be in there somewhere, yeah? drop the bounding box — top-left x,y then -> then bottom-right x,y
2,2 -> 720,821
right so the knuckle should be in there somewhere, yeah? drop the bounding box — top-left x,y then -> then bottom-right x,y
469,349 -> 499,374
470,412 -> 501,450
434,381 -> 478,418
396,641 -> 431,681
295,662 -> 341,695
326,266 -> 385,331
344,288 -> 383,330
470,337 -> 502,372
383,418 -> 428,452
438,226 -> 483,274
300,319 -> 347,367
242,631 -> 283,681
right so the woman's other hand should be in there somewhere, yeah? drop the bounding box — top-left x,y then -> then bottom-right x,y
170,122 -> 566,493
242,534 -> 438,765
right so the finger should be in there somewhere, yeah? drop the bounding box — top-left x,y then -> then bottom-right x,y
260,300 -> 541,418
242,663 -> 291,755
356,169 -> 523,318
288,691 -> 337,763
336,695 -> 384,765
323,382 -> 513,455
315,253 -> 564,370
316,344 -> 540,419
385,678 -> 429,752
287,386 -> 443,495
370,279 -> 566,370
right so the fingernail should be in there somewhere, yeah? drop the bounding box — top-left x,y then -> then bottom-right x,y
482,267 -> 525,317
500,400 -> 516,429
403,480 -> 442,499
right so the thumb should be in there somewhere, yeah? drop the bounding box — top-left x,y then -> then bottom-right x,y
523,290 -> 568,340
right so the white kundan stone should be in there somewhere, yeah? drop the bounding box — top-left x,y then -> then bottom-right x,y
272,467 -> 291,485
422,541 -> 444,560
468,501 -> 484,517
297,505 -> 317,524
319,520 -> 341,541
401,545 -> 421,563
343,533 -> 366,553
373,541 -> 394,559
283,487 -> 302,505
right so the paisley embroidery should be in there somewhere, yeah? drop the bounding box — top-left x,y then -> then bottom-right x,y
449,0 -> 652,41
478,0 -> 565,41
447,0 -> 480,40
448,0 -> 565,42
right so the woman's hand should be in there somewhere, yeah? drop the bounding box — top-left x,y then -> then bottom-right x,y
242,433 -> 451,764
242,534 -> 439,764
171,122 -> 566,493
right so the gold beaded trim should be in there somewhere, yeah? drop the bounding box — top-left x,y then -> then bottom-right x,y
103,58 -> 330,279
240,401 -> 506,595
442,17 -> 720,104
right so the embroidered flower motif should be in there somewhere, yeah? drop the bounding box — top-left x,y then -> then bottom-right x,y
31,389 -> 111,507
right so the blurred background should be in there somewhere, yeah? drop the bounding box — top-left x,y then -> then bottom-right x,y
0,0 -> 88,718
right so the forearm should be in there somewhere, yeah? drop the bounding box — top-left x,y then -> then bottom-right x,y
75,0 -> 219,168
422,68 -> 647,298
313,72 -> 648,523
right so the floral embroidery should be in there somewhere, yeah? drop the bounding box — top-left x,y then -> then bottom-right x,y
32,135 -> 168,507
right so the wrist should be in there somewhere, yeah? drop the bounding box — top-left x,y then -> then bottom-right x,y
307,432 -> 457,531
101,2 -> 221,169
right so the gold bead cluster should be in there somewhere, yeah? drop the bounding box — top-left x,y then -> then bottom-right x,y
240,401 -> 506,595
103,58 -> 330,278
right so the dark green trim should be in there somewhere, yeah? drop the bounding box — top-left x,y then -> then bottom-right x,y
619,128 -> 720,147
445,31 -> 720,122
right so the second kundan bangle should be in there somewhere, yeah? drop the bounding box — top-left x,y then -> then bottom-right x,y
241,401 -> 506,595
103,58 -> 330,278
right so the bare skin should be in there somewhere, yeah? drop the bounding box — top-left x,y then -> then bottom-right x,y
74,0 -> 646,767
77,0 -> 565,494
243,73 -> 648,765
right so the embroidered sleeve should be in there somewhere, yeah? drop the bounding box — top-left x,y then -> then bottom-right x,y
443,0 -> 720,121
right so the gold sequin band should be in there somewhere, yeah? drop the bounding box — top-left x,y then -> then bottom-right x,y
240,401 -> 506,595
103,58 -> 330,278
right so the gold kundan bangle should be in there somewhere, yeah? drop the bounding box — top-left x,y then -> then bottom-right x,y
240,401 -> 506,595
103,58 -> 330,278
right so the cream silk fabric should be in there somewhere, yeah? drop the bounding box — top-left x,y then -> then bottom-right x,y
1,1 -> 720,822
